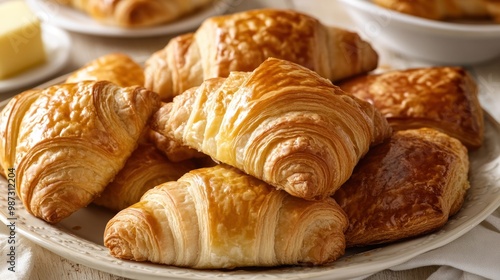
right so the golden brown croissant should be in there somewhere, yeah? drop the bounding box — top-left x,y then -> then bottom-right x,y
56,0 -> 212,27
66,52 -> 202,162
152,58 -> 392,200
104,164 -> 348,268
93,142 -> 195,212
373,0 -> 500,22
338,67 -> 484,149
0,89 -> 42,176
66,53 -> 144,87
334,128 -> 470,247
144,9 -> 379,101
0,81 -> 160,223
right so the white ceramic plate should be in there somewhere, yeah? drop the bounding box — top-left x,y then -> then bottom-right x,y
0,24 -> 70,94
0,75 -> 499,280
25,0 -> 235,38
338,0 -> 500,64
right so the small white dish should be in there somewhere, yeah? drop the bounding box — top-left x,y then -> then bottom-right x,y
0,24 -> 70,94
26,0 -> 235,38
338,0 -> 500,64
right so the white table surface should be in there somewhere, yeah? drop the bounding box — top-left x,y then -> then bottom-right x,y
1,0 -> 499,279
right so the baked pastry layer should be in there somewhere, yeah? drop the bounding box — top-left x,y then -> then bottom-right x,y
339,66 -> 484,149
334,128 -> 470,247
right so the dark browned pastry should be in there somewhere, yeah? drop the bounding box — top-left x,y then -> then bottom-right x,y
338,67 -> 484,149
333,128 -> 470,247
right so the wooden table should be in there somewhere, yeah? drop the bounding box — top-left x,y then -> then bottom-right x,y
2,0 -> 500,279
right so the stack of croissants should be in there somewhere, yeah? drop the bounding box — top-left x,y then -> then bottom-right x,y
0,9 -> 485,269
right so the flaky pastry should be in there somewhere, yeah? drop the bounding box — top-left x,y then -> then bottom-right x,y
66,53 -> 144,87
334,128 -> 470,247
104,164 -> 348,268
152,58 -> 392,200
339,66 -> 484,149
144,9 -> 379,101
0,81 -> 160,223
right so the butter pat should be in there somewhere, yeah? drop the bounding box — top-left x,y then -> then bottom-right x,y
0,0 -> 46,79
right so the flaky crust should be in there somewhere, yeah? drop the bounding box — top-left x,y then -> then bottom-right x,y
144,9 -> 378,101
93,142 -> 196,212
104,164 -> 348,268
152,58 -> 392,200
0,81 -> 160,223
147,103 -> 206,162
0,89 -> 42,175
339,67 -> 484,149
61,0 -> 212,27
334,128 -> 470,247
374,0 -> 500,22
66,53 -> 144,87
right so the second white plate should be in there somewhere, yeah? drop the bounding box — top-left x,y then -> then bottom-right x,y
26,0 -> 235,37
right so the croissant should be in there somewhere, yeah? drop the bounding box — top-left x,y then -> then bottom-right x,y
0,89 -> 42,176
334,128 -> 470,247
93,142 -> 196,212
373,0 -> 500,22
0,81 -> 160,223
144,8 -> 379,101
66,52 -> 202,162
152,58 -> 392,200
66,53 -> 144,87
338,66 -> 484,149
104,164 -> 348,268
54,0 -> 212,27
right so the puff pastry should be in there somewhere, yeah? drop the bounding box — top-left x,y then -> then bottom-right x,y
146,126 -> 206,162
373,0 -> 500,22
144,8 -> 379,101
334,128 -> 470,247
338,66 -> 484,149
93,142 -> 195,212
152,58 -> 392,200
0,81 -> 160,223
56,0 -> 212,28
0,89 -> 42,176
66,53 -> 144,87
104,164 -> 348,268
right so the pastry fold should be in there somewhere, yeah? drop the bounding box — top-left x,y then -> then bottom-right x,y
57,0 -> 212,27
0,81 -> 160,223
93,141 -> 196,212
334,128 -> 470,247
64,56 -> 197,212
152,58 -> 392,200
104,164 -> 348,268
144,9 -> 379,101
339,66 -> 484,149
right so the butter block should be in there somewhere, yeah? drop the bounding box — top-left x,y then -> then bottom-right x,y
0,0 -> 46,79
